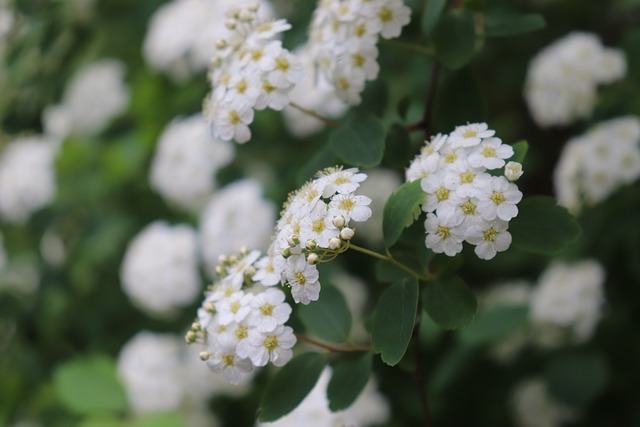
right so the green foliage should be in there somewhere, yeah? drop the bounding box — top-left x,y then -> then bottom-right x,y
372,278 -> 419,366
53,355 -> 128,416
434,68 -> 486,132
458,306 -> 528,346
423,276 -> 477,330
298,285 -> 352,343
382,179 -> 425,248
510,140 -> 529,164
329,112 -> 385,167
484,13 -> 546,38
383,123 -> 412,168
421,0 -> 447,36
327,353 -> 373,411
510,196 -> 583,255
433,10 -> 476,70
258,352 -> 327,422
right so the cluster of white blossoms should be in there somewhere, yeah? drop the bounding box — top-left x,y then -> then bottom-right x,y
262,166 -> 372,304
143,0 -> 273,82
199,179 -> 276,278
406,123 -> 524,260
530,259 -> 605,348
203,4 -> 303,144
257,367 -> 390,427
42,59 -> 129,140
306,0 -> 411,105
186,248 -> 295,384
120,221 -> 201,317
524,32 -> 626,127
0,136 -> 58,223
149,114 -> 235,212
511,378 -> 576,427
554,116 -> 640,214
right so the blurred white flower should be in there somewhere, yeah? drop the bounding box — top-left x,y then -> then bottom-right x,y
120,221 -> 201,317
530,260 -> 605,348
0,136 -> 57,223
554,116 -> 640,214
199,179 -> 276,278
524,32 -> 626,127
149,114 -> 235,212
511,378 -> 576,427
354,168 -> 401,245
42,59 -> 129,139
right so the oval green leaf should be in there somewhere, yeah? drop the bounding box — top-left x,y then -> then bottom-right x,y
298,285 -> 352,343
433,10 -> 476,70
383,179 -> 424,248
327,352 -> 373,412
258,352 -> 327,422
485,13 -> 545,38
53,354 -> 128,416
459,305 -> 528,346
423,276 -> 477,330
422,0 -> 447,36
510,140 -> 529,164
372,278 -> 419,366
510,196 -> 582,255
329,112 -> 385,167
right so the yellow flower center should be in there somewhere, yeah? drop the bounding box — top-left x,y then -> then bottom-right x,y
229,110 -> 241,125
444,152 -> 457,163
236,80 -> 247,94
262,80 -> 275,93
379,7 -> 393,22
230,301 -> 241,314
436,187 -> 449,202
437,226 -> 451,239
235,325 -> 248,340
264,336 -> 279,351
460,171 -> 475,184
339,198 -> 355,211
276,57 -> 290,72
483,227 -> 497,241
295,272 -> 306,285
353,53 -> 365,67
222,354 -> 235,367
482,147 -> 497,158
490,191 -> 505,205
312,219 -> 325,233
463,130 -> 477,138
461,200 -> 476,215
338,78 -> 350,90
354,23 -> 366,37
260,303 -> 274,316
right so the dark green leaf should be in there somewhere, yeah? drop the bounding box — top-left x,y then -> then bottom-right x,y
423,276 -> 477,330
53,355 -> 128,415
372,278 -> 419,366
434,69 -> 485,132
296,144 -> 338,186
510,140 -> 529,164
298,285 -> 352,343
422,0 -> 447,36
383,180 -> 424,248
383,124 -> 412,168
428,345 -> 475,394
510,196 -> 582,255
374,260 -> 413,283
327,353 -> 373,411
131,413 -> 185,427
258,353 -> 327,422
329,112 -> 385,167
459,305 -> 528,346
77,417 -> 125,427
545,351 -> 609,409
397,96 -> 411,120
433,10 -> 476,70
484,13 -> 545,38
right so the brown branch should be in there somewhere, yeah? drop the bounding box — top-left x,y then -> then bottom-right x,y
295,333 -> 372,353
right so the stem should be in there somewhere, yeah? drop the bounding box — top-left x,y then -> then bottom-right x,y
289,102 -> 340,129
295,333 -> 371,353
421,61 -> 441,139
412,306 -> 433,427
348,243 -> 434,282
379,39 -> 435,56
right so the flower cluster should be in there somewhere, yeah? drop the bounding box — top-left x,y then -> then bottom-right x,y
0,136 -> 58,223
511,378 -> 576,427
149,114 -> 235,212
42,59 -> 129,140
554,116 -> 640,214
305,0 -> 411,104
406,123 -> 523,260
142,0 -> 273,81
186,249 -> 295,384
257,166 -> 372,304
524,32 -> 626,127
120,221 -> 201,317
203,4 -> 303,143
530,259 -> 605,348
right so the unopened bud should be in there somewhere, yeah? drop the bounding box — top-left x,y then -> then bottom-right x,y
248,2 -> 259,11
307,253 -> 319,265
287,234 -> 300,247
328,237 -> 341,250
191,321 -> 201,331
240,246 -> 249,256
215,265 -> 225,276
215,38 -> 228,50
185,331 -> 196,343
229,255 -> 238,264
305,239 -> 317,251
238,7 -> 253,22
244,266 -> 256,277
199,351 -> 211,361
282,247 -> 292,258
225,18 -> 237,29
205,302 -> 216,313
505,161 -> 524,181
218,254 -> 228,264
332,215 -> 346,228
340,227 -> 355,241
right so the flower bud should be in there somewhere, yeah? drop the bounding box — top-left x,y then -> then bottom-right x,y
244,266 -> 256,277
307,253 -> 319,265
215,39 -> 228,50
185,331 -> 196,343
199,351 -> 211,361
282,247 -> 292,258
328,237 -> 341,250
240,246 -> 249,256
505,161 -> 524,181
287,234 -> 300,247
340,227 -> 355,241
305,239 -> 317,251
332,215 -> 346,228
225,18 -> 237,30
204,302 -> 216,313
248,2 -> 259,11
215,265 -> 225,276
238,7 -> 254,22
218,254 -> 228,264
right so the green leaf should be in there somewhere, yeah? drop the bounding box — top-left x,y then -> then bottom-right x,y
329,112 -> 385,167
422,0 -> 447,36
484,13 -> 545,38
383,124 -> 411,168
327,353 -> 373,411
510,140 -> 529,164
296,144 -> 338,186
423,276 -> 477,330
298,285 -> 352,343
458,305 -> 528,346
374,260 -> 414,283
258,353 -> 327,422
383,180 -> 425,248
510,196 -> 582,255
131,413 -> 186,427
77,417 -> 125,427
434,68 -> 486,132
433,10 -> 476,70
53,355 -> 127,416
545,351 -> 609,409
372,278 -> 419,366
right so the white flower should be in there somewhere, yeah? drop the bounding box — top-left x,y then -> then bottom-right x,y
466,219 -> 512,260
247,288 -> 292,332
468,137 -> 514,170
511,378 -> 576,427
319,167 -> 368,197
285,255 -> 321,304
505,161 -> 524,181
299,203 -> 340,248
252,254 -> 285,287
448,123 -> 496,148
375,0 -> 412,39
424,212 -> 465,256
206,335 -> 254,385
212,102 -> 255,144
328,193 -> 372,223
121,222 -> 201,317
240,324 -> 296,367
476,176 -> 523,221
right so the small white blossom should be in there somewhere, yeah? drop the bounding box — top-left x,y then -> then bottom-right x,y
505,161 -> 524,181
285,255 -> 321,304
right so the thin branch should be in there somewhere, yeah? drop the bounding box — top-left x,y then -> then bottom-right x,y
289,102 -> 340,129
421,61 -> 441,139
411,306 -> 433,427
348,243 -> 421,280
379,39 -> 435,56
295,333 -> 372,353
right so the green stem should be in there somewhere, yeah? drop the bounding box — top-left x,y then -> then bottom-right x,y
289,102 -> 340,129
379,39 -> 435,56
348,243 -> 432,282
295,333 -> 371,353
